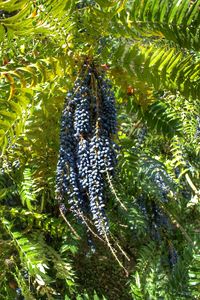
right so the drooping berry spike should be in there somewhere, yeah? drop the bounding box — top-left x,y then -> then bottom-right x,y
56,63 -> 118,236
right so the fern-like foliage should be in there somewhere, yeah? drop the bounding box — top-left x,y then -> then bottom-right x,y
118,0 -> 200,50
0,217 -> 77,298
18,167 -> 37,210
1,218 -> 51,283
0,0 -> 74,41
0,205 -> 68,237
112,42 -> 200,100
129,98 -> 182,138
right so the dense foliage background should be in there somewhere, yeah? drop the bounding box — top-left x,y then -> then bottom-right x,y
0,0 -> 200,299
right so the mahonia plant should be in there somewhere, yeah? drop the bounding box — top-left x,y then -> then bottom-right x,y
56,61 -> 118,236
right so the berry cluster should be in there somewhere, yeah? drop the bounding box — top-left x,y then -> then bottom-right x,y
153,171 -> 171,202
76,0 -> 96,9
135,126 -> 147,148
56,64 -> 117,235
137,195 -> 178,267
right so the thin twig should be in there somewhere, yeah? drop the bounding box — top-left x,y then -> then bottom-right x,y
110,234 -> 130,261
80,214 -> 105,243
185,173 -> 199,194
103,229 -> 129,277
106,171 -> 127,211
59,206 -> 81,240
159,203 -> 194,245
